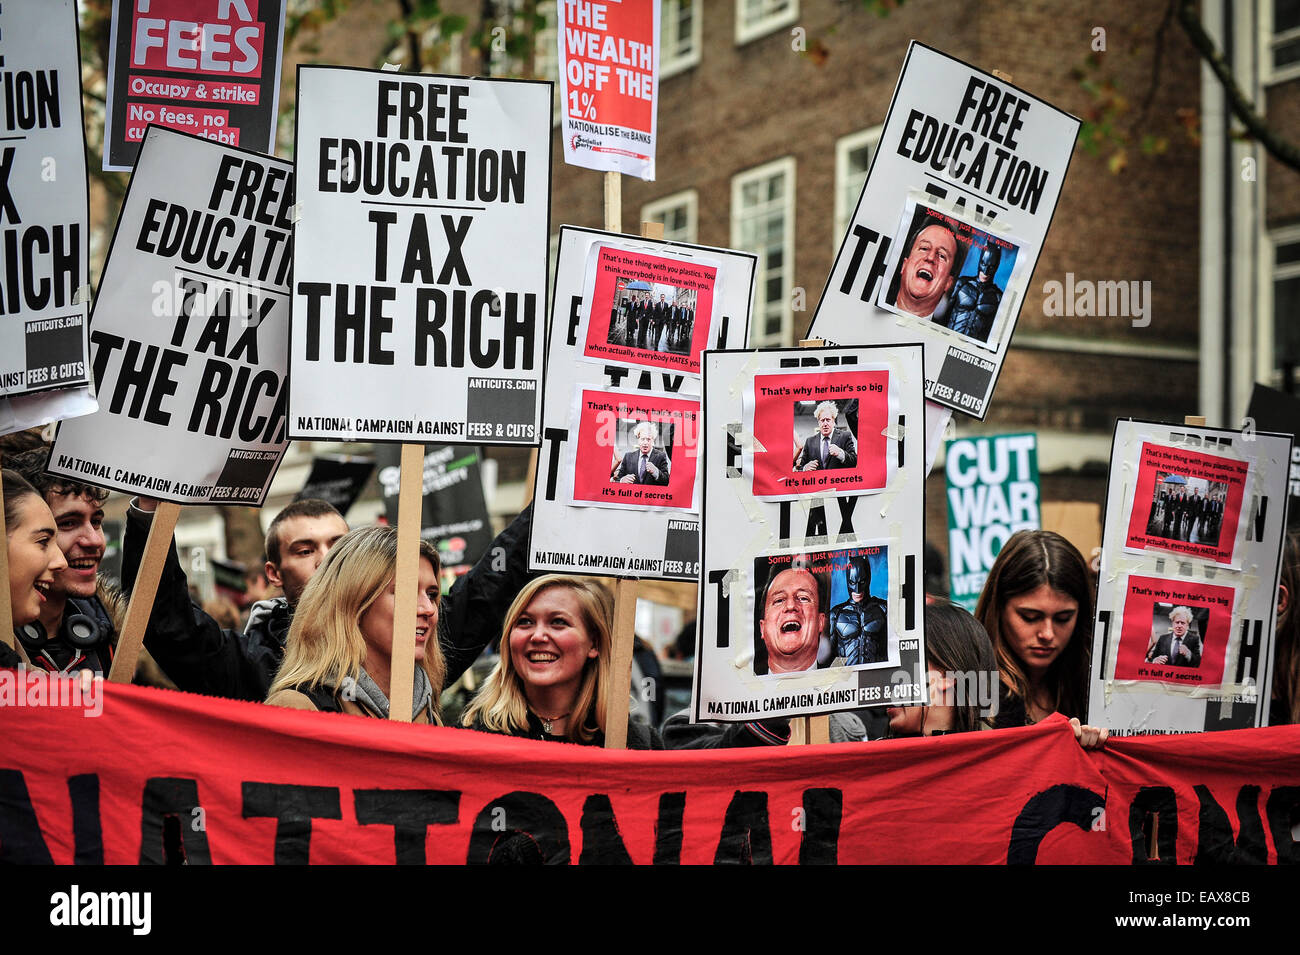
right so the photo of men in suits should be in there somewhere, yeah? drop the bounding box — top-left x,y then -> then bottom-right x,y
1144,474 -> 1229,547
1145,605 -> 1203,668
611,421 -> 671,486
793,401 -> 858,472
604,279 -> 696,356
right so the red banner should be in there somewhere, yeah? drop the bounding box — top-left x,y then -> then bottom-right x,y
1,679 -> 1297,864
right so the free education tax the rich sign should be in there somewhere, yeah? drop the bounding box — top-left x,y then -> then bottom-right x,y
0,0 -> 92,402
810,43 -> 1078,420
290,67 -> 552,445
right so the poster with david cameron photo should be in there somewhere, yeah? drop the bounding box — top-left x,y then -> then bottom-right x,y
810,42 -> 1079,421
694,344 -> 928,724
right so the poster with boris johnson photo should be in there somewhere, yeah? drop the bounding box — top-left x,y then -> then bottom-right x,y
289,66 -> 552,445
809,41 -> 1079,421
566,387 -> 700,513
1088,418 -> 1294,735
529,225 -> 754,581
49,126 -> 291,505
693,344 -> 929,723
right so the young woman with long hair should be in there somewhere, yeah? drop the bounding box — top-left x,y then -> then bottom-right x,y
462,574 -> 662,748
5,469 -> 67,632
887,600 -> 998,737
975,530 -> 1095,731
266,525 -> 445,722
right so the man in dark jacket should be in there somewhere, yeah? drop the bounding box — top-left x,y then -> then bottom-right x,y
122,497 -> 537,701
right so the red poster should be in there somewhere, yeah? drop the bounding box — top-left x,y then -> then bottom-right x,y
1124,442 -> 1249,567
4,682 -> 1299,864
1113,574 -> 1236,686
562,0 -> 653,130
749,370 -> 890,500
128,0 -> 267,77
580,245 -> 716,375
104,0 -> 286,170
558,0 -> 657,177
569,388 -> 699,511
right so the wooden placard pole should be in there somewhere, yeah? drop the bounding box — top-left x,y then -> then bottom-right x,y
108,502 -> 182,683
603,576 -> 638,749
602,217 -> 666,749
0,468 -> 13,649
604,171 -> 621,234
388,442 -> 424,722
788,339 -> 831,746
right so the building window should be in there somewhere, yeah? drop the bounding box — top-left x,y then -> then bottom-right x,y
641,190 -> 698,243
735,0 -> 799,46
834,125 -> 881,252
1272,227 -> 1300,392
1271,0 -> 1300,81
732,157 -> 796,346
661,0 -> 702,77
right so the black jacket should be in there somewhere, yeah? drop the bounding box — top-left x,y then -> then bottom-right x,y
469,711 -> 663,749
122,503 -> 538,702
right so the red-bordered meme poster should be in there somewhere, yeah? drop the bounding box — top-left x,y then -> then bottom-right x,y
877,195 -> 1025,353
567,388 -> 699,512
743,369 -> 892,502
1112,574 -> 1236,687
576,243 -> 720,376
749,544 -> 895,679
1123,441 -> 1250,568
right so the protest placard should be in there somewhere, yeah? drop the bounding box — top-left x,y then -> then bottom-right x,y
558,0 -> 658,179
1246,383 -> 1300,529
809,43 -> 1079,420
946,432 -> 1040,611
102,0 -> 287,171
1088,419 -> 1294,734
289,66 -> 551,445
295,453 -> 374,515
48,126 -> 290,505
0,0 -> 92,402
695,344 -> 927,722
374,443 -> 494,579
530,225 -> 754,581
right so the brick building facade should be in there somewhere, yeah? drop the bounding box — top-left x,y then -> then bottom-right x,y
155,1 -> 1290,588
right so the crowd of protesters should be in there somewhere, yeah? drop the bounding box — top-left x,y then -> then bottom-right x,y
4,435 -> 1299,757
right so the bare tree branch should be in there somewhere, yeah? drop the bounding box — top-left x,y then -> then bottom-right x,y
396,0 -> 424,73
1175,0 -> 1300,171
